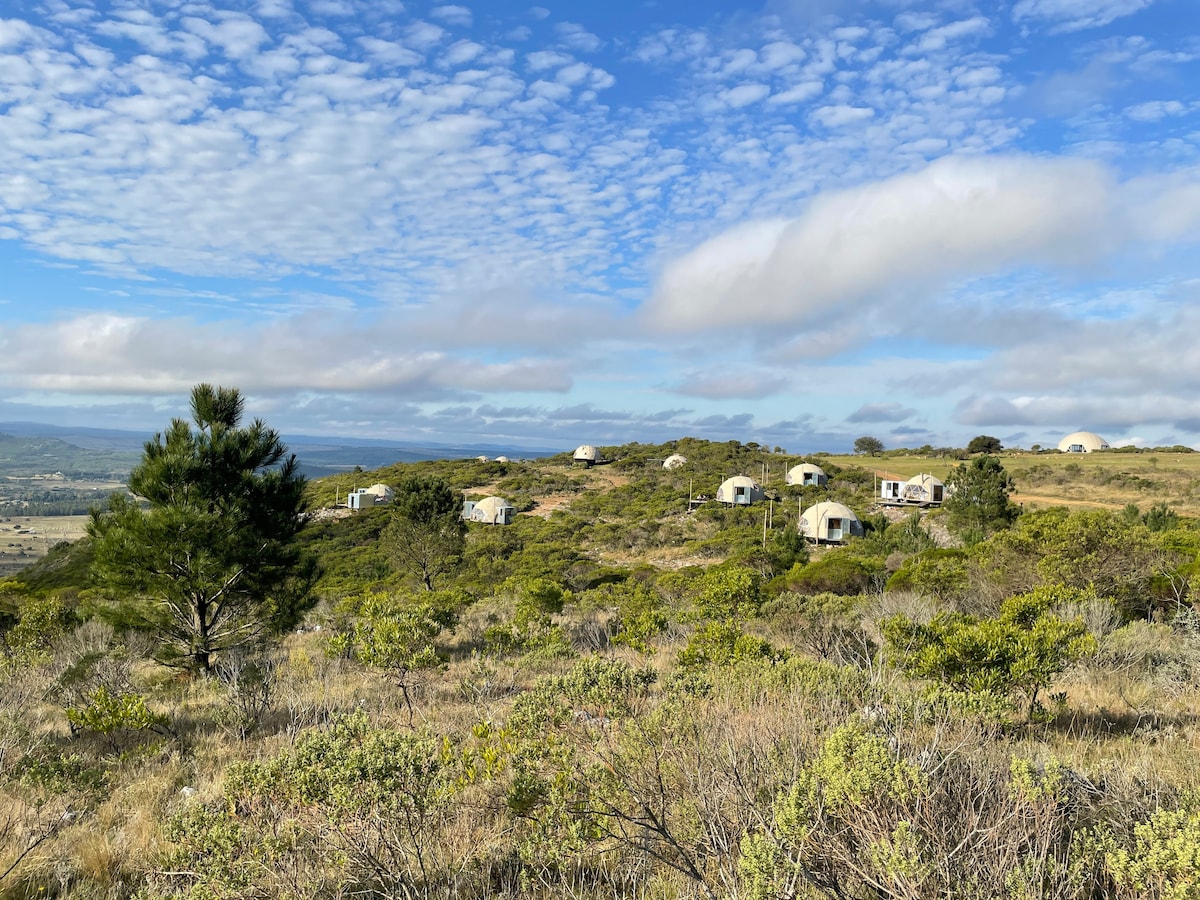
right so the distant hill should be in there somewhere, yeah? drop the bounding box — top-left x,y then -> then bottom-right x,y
0,432 -> 140,479
0,422 -> 557,481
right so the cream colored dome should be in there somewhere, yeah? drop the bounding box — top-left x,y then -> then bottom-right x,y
1058,431 -> 1109,453
785,463 -> 826,485
800,501 -> 861,542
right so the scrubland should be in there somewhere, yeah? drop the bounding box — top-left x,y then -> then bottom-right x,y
2,438 -> 1200,900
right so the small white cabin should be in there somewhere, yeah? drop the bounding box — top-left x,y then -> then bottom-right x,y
463,496 -> 515,525
716,475 -> 765,506
573,444 -> 599,467
785,463 -> 827,487
347,488 -> 377,510
800,501 -> 863,543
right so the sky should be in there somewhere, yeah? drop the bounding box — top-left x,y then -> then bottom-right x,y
1,0 -> 1199,452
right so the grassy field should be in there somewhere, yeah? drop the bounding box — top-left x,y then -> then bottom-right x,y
824,450 -> 1200,516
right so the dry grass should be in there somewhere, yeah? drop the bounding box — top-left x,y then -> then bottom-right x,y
0,516 -> 90,577
826,451 -> 1200,515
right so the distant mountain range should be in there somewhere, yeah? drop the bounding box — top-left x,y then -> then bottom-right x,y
0,422 -> 558,480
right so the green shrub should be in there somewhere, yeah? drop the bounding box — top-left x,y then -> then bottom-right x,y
775,553 -> 886,596
1106,797 -> 1200,899
65,686 -> 169,746
678,621 -> 783,668
883,586 -> 1097,718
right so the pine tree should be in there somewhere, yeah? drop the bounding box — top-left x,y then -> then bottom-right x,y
88,384 -> 317,673
943,454 -> 1018,540
384,475 -> 466,591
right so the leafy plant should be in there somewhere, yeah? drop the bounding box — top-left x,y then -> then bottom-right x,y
883,586 -> 1097,718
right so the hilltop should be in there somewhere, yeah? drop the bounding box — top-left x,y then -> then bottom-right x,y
3,436 -> 1200,899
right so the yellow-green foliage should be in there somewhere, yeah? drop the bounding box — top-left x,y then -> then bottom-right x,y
1107,798 -> 1200,899
65,686 -> 167,740
883,586 -> 1097,717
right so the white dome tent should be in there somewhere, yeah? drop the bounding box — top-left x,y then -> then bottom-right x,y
716,475 -> 765,506
903,473 -> 944,505
663,453 -> 688,470
879,473 -> 945,506
462,496 -> 515,525
785,463 -> 827,487
800,501 -> 863,543
1058,431 -> 1109,453
573,444 -> 599,466
363,483 -> 394,504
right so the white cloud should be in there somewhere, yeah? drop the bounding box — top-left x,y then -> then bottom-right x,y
405,20 -> 445,50
0,313 -> 574,396
645,155 -> 1127,332
181,13 -> 271,60
913,17 -> 990,52
809,104 -> 875,126
722,83 -> 770,108
308,0 -> 355,17
760,40 -> 805,69
357,36 -> 422,66
1012,0 -> 1154,33
1125,99 -> 1187,121
526,49 -> 573,71
555,22 -> 601,53
430,5 -> 472,27
442,39 -> 484,66
846,402 -> 917,423
768,80 -> 823,104
555,61 -> 590,85
0,18 -> 42,48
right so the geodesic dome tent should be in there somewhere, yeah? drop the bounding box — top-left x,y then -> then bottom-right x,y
663,453 -> 688,470
716,475 -> 765,505
573,444 -> 599,466
903,473 -> 944,505
464,496 -> 515,525
799,501 -> 863,543
1058,431 -> 1109,453
363,483 -> 394,504
785,463 -> 827,486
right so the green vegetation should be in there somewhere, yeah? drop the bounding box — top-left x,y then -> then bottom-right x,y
2,423 -> 1200,899
944,453 -> 1019,541
0,433 -> 138,480
966,434 -> 1004,454
854,435 -> 884,456
383,474 -> 467,591
86,384 -> 318,673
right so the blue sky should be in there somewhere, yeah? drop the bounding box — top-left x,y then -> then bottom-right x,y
1,0 -> 1199,451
